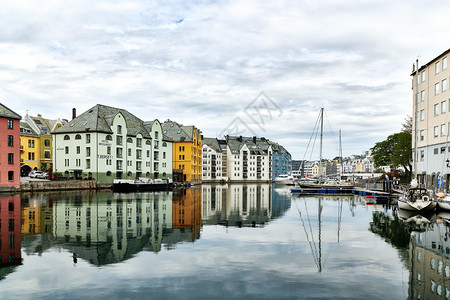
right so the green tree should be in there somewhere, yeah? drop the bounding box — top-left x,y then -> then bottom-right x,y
371,131 -> 412,179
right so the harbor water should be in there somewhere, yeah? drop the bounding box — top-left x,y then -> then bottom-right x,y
0,184 -> 436,299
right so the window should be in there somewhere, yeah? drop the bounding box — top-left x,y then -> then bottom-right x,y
420,110 -> 425,121
443,124 -> 447,136
64,135 -> 70,140
86,159 -> 91,169
116,160 -> 123,170
444,57 -> 448,70
76,159 -> 81,167
106,171 -> 112,176
421,71 -> 425,82
8,153 -> 13,164
86,134 -> 91,143
136,161 -> 142,170
86,147 -> 91,157
65,146 -> 69,154
136,138 -> 142,147
65,159 -> 69,166
128,148 -> 132,156
44,139 -> 50,147
116,136 -> 122,146
420,150 -> 424,161
7,119 -> 13,129
442,147 -> 446,153
443,79 -> 448,92
75,134 -> 81,140
155,131 -> 159,139
8,135 -> 13,146
435,148 -> 439,154
436,82 -> 440,95
8,171 -> 13,181
435,126 -> 439,137
420,130 -> 424,141
136,150 -> 142,159
421,90 -> 425,102
435,104 -> 440,116
162,142 -> 167,147
106,135 -> 112,141
163,152 -> 166,159
116,148 -> 123,158
107,146 -> 111,155
117,125 -> 122,134
436,61 -> 441,74
76,146 -> 80,154
154,140 -> 159,149
28,139 -> 35,148
44,150 -> 50,159
442,101 -> 447,113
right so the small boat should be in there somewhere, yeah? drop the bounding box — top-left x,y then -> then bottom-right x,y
274,174 -> 295,185
111,178 -> 173,193
436,191 -> 450,210
398,187 -> 436,212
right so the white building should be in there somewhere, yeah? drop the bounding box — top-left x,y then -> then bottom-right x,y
412,49 -> 450,187
202,137 -> 227,181
225,136 -> 273,181
53,104 -> 172,184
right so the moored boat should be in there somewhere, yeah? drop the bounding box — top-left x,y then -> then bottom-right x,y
436,192 -> 450,210
398,187 -> 436,212
274,174 -> 295,185
111,178 -> 173,193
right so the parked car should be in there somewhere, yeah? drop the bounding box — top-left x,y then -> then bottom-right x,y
29,171 -> 48,179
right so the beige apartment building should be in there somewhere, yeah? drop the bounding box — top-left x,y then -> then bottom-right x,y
412,49 -> 450,187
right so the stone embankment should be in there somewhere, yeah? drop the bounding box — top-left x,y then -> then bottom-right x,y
0,180 -> 111,193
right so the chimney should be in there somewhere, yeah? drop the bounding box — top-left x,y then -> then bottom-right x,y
72,108 -> 76,120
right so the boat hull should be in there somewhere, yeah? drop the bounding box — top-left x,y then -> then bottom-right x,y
398,197 -> 437,212
437,197 -> 450,211
111,180 -> 173,193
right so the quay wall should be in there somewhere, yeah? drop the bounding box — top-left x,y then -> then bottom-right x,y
0,180 -> 111,193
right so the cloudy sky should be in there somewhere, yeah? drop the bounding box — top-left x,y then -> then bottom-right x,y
1,0 -> 448,159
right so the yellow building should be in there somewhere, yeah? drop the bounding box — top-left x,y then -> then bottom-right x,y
20,122 -> 41,175
162,120 -> 202,182
20,113 -> 66,174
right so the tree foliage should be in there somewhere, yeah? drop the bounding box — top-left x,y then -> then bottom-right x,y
371,131 -> 412,178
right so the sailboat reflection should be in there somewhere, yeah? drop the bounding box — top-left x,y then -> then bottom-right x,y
295,196 -> 345,272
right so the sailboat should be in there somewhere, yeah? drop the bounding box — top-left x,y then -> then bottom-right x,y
397,178 -> 436,212
298,108 -> 353,190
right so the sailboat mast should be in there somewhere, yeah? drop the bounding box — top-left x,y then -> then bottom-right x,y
319,107 -> 324,182
413,59 -> 419,180
339,129 -> 343,180
318,197 -> 322,272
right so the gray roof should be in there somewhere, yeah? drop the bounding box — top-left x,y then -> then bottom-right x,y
30,115 -> 62,135
143,119 -> 173,142
53,104 -> 151,138
0,103 -> 21,120
20,122 -> 39,137
162,120 -> 192,142
202,138 -> 222,152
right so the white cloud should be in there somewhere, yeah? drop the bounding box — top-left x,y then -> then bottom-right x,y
0,0 -> 447,158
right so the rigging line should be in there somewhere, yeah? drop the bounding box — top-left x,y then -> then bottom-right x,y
304,199 -> 319,261
323,109 -> 342,156
301,110 -> 322,163
337,199 -> 343,243
294,197 -> 320,269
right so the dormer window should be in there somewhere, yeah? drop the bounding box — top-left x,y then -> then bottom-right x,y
117,125 -> 122,134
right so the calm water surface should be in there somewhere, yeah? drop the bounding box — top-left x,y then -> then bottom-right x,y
0,184 -> 437,299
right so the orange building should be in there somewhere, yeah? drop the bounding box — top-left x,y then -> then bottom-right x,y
172,187 -> 202,241
162,120 -> 202,182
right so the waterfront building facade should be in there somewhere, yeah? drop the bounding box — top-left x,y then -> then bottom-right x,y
0,103 -> 21,188
270,143 -> 291,179
162,120 -> 202,182
412,49 -> 450,187
21,113 -> 66,173
19,122 -> 40,175
0,194 -> 21,267
202,137 -> 226,181
53,104 -> 172,184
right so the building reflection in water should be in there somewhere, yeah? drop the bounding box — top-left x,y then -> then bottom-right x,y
0,194 -> 22,274
201,184 -> 290,227
408,216 -> 450,299
13,184 -> 290,267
